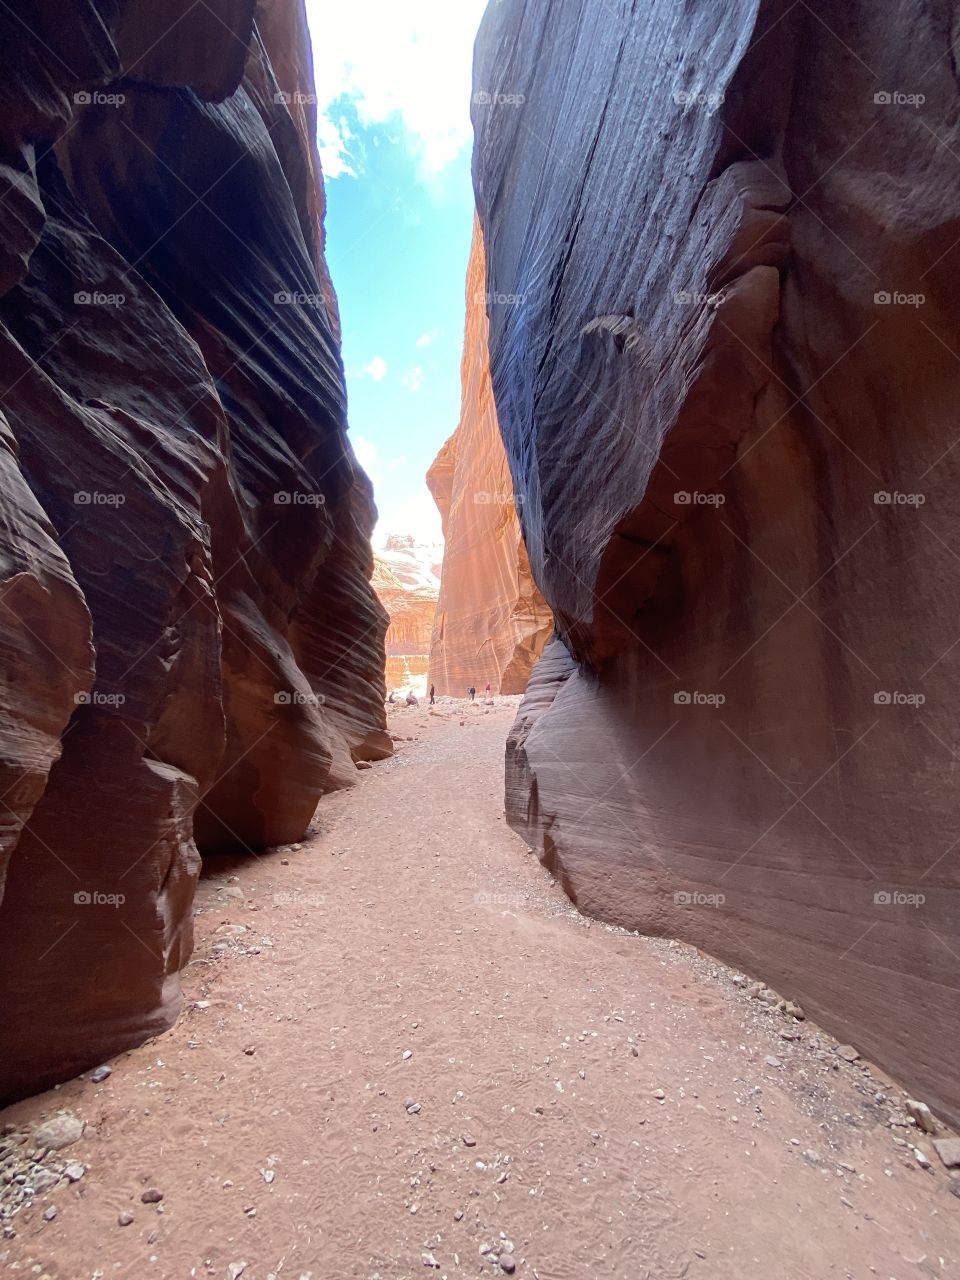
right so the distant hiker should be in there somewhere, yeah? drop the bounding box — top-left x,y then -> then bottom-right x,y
429,684 -> 436,705
485,682 -> 492,697
406,691 -> 418,706
387,691 -> 396,704
468,686 -> 476,701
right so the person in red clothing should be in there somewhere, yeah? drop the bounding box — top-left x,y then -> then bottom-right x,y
485,682 -> 492,697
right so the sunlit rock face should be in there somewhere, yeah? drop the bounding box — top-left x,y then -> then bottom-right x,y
0,0 -> 388,1102
374,536 -> 441,695
428,221 -> 553,697
475,0 -> 960,1123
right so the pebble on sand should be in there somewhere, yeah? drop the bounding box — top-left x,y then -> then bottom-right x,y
33,1113 -> 85,1152
140,1188 -> 163,1204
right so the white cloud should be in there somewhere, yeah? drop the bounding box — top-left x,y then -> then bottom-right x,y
357,355 -> 388,382
304,0 -> 490,176
352,434 -> 380,479
402,366 -> 426,393
374,489 -> 444,547
415,329 -> 441,348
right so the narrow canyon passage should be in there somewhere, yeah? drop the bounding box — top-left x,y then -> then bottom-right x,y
2,702 -> 959,1280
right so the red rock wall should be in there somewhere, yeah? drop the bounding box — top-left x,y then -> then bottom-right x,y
373,540 -> 439,693
475,0 -> 960,1123
0,0 -> 388,1101
428,221 -> 553,696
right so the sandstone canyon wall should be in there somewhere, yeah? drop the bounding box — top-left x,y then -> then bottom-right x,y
373,535 -> 441,694
474,0 -> 960,1122
0,0 -> 388,1102
428,221 -> 553,697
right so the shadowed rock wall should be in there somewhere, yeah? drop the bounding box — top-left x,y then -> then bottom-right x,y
474,0 -> 960,1123
428,221 -> 553,697
0,0 -> 388,1101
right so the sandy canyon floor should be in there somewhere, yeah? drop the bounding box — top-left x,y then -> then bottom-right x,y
1,699 -> 959,1280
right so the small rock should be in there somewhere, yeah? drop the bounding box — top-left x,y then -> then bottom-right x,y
914,1148 -> 932,1169
405,1102 -> 422,1115
933,1137 -> 960,1169
784,1002 -> 805,1020
261,1169 -> 276,1184
90,1065 -> 112,1084
43,1206 -> 57,1221
836,1044 -> 860,1063
402,1050 -> 413,1061
462,1135 -> 476,1147
227,1264 -> 247,1280
140,1188 -> 163,1204
422,1253 -> 439,1268
765,1056 -> 782,1068
63,1162 -> 86,1182
906,1099 -> 939,1135
33,1113 -> 84,1151
356,760 -> 373,771
454,1209 -> 464,1221
653,1089 -> 665,1100
751,985 -> 779,1005
118,1212 -> 134,1227
243,1046 -> 256,1056
499,1258 -> 517,1275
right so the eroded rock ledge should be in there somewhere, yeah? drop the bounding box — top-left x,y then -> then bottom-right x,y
0,0 -> 388,1101
428,220 -> 553,697
475,0 -> 960,1123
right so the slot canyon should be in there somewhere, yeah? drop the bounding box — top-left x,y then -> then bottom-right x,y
0,1 -> 958,1277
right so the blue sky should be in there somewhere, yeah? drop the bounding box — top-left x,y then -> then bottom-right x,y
303,0 -> 489,546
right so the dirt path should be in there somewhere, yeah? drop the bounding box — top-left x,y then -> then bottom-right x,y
2,699 -> 959,1280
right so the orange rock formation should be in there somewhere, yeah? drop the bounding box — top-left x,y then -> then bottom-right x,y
427,222 -> 552,696
373,536 -> 440,695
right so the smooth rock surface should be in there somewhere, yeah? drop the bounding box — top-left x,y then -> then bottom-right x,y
475,0 -> 960,1123
0,0 -> 388,1102
428,220 -> 552,697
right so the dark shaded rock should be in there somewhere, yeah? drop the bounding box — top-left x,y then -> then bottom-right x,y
0,0 -> 388,1102
476,0 -> 960,1124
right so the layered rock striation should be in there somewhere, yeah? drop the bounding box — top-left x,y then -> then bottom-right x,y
474,0 -> 960,1121
373,535 -> 441,695
428,221 -> 553,697
0,0 -> 388,1101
